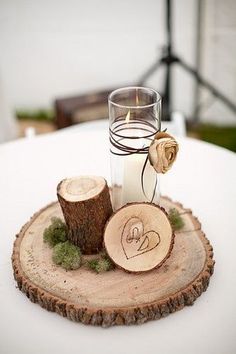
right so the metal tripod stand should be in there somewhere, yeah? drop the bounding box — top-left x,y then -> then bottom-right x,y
138,0 -> 236,121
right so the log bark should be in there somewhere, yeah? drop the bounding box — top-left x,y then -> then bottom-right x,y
104,203 -> 174,272
57,176 -> 112,254
12,197 -> 215,327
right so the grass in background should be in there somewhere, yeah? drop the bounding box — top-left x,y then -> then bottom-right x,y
16,109 -> 54,122
16,109 -> 56,137
188,124 -> 236,152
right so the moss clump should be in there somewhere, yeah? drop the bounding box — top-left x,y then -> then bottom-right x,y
43,217 -> 67,247
87,256 -> 114,273
168,208 -> 185,231
52,241 -> 82,270
43,221 -> 114,272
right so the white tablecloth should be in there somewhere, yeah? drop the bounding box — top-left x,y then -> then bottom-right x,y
0,124 -> 236,354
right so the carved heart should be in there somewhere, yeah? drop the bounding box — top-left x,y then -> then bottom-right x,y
121,217 -> 160,259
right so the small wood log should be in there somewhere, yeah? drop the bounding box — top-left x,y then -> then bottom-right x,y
57,176 -> 113,254
104,203 -> 174,272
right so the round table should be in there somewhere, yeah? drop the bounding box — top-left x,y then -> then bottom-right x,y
0,122 -> 236,354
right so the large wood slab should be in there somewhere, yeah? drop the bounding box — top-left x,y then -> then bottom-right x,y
12,197 -> 215,327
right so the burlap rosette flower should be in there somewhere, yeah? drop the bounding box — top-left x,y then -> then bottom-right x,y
148,132 -> 179,173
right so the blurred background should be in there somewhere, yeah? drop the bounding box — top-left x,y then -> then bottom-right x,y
0,0 -> 236,150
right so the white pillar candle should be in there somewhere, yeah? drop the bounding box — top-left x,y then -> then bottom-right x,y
122,148 -> 159,205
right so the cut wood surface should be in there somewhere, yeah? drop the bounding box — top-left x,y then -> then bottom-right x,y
57,176 -> 112,254
12,197 -> 215,327
104,203 -> 174,272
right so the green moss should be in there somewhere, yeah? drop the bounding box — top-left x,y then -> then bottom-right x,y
168,208 -> 185,231
43,221 -> 114,272
43,217 -> 68,247
87,256 -> 114,273
52,241 -> 81,270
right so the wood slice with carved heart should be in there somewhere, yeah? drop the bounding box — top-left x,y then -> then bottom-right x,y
104,203 -> 174,272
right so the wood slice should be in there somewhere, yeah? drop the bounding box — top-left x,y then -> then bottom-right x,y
12,197 -> 215,327
104,203 -> 174,272
57,176 -> 113,254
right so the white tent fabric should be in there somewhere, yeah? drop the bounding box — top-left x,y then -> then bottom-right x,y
0,77 -> 17,143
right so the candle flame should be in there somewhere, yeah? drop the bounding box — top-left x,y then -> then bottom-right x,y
136,90 -> 139,105
125,110 -> 131,123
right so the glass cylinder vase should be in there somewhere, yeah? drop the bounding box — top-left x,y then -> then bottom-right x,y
108,86 -> 161,210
